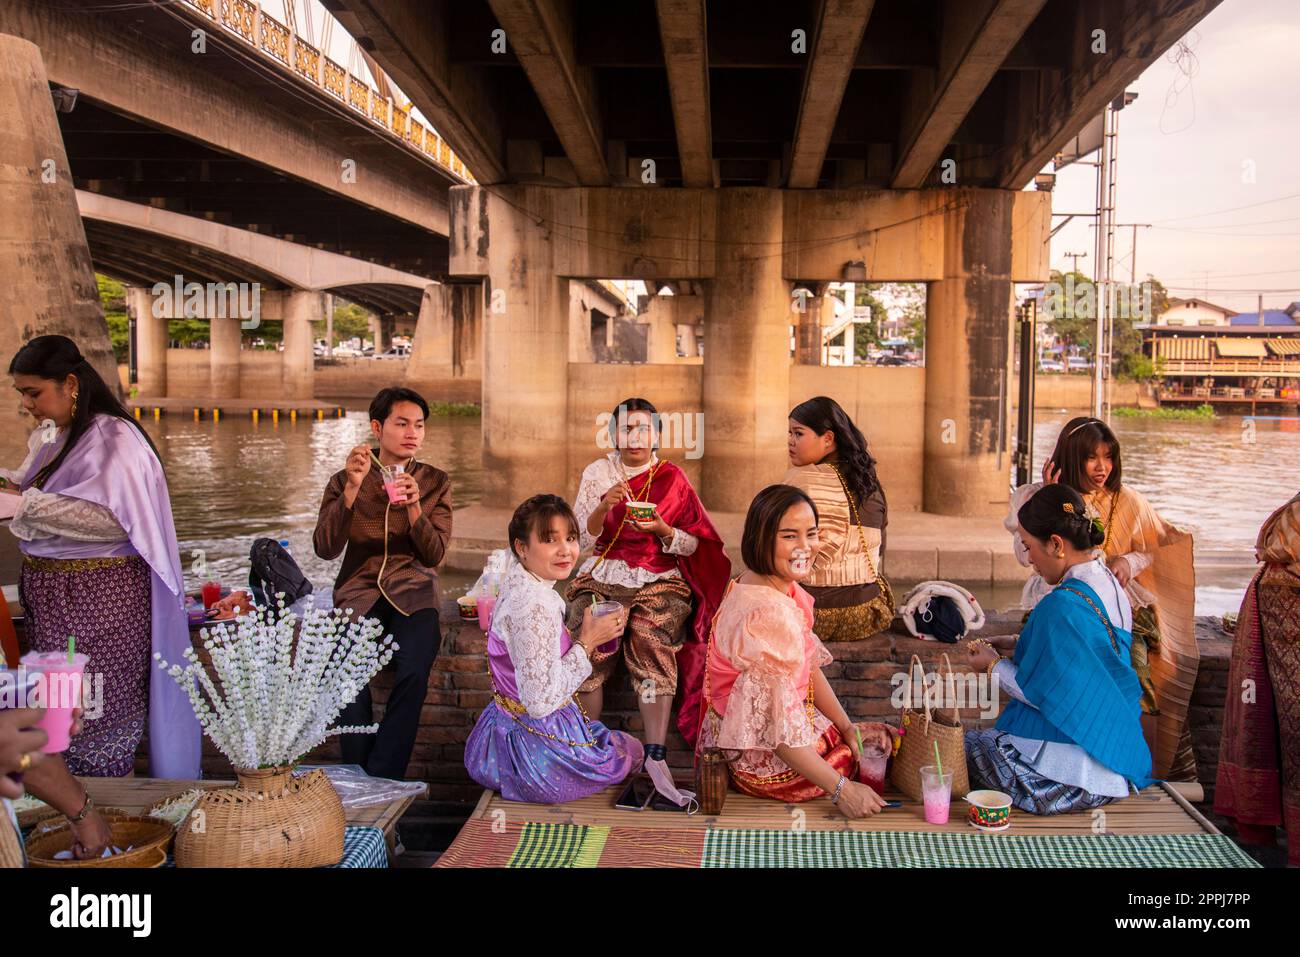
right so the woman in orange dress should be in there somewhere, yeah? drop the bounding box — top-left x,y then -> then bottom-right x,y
697,484 -> 894,818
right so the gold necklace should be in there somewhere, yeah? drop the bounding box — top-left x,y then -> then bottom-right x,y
1087,487 -> 1121,552
591,458 -> 662,570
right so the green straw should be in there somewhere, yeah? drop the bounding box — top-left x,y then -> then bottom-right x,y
68,634 -> 75,663
933,740 -> 943,777
591,594 -> 598,610
855,726 -> 864,758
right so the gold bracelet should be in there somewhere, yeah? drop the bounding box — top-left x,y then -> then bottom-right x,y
68,793 -> 94,824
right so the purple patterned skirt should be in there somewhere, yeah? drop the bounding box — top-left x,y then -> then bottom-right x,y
466,695 -> 642,804
19,555 -> 151,777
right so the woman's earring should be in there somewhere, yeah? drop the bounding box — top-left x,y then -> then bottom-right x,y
70,390 -> 78,419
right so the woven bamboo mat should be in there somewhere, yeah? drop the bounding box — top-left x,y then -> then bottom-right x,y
436,781 -> 1222,867
462,781 -> 1213,836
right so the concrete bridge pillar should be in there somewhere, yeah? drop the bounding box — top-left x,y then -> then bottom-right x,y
367,312 -> 387,353
406,282 -> 482,404
794,283 -> 831,365
0,34 -> 116,465
209,317 -> 242,400
923,190 -> 1016,516
702,189 -> 792,511
280,289 -> 319,400
126,285 -> 167,396
449,186 -> 569,502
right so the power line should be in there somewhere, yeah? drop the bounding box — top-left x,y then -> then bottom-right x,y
1152,226 -> 1300,237
1162,268 -> 1300,281
1152,190 -> 1300,224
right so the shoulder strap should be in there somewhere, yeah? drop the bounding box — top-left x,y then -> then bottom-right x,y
1057,585 -> 1121,656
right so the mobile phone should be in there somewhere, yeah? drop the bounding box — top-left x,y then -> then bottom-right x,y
647,790 -> 691,813
614,775 -> 655,811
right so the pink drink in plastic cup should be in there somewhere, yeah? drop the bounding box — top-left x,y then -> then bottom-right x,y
477,595 -> 496,631
383,463 -> 407,504
19,651 -> 88,754
0,668 -> 42,783
591,600 -> 624,654
920,765 -> 953,825
858,742 -> 890,795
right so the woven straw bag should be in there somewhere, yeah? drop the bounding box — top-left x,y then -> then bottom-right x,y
174,766 -> 345,868
890,653 -> 969,800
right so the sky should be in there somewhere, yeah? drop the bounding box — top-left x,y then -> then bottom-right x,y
1045,0 -> 1300,314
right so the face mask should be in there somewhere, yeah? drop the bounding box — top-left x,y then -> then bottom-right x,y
646,757 -> 697,811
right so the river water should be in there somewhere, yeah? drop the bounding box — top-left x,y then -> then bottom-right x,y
141,409 -> 1297,617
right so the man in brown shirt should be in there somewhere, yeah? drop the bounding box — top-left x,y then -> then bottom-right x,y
314,387 -> 453,779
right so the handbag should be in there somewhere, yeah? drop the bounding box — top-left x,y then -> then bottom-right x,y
890,653 -> 969,800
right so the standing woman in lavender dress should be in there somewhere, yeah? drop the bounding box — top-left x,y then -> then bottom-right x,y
1,336 -> 199,778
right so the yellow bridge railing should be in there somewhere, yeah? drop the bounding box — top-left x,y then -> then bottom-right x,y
187,0 -> 475,183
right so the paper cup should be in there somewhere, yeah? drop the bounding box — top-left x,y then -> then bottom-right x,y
625,502 -> 657,522
965,789 -> 1013,831
456,595 -> 478,620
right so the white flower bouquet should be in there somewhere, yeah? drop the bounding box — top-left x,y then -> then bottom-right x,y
155,601 -> 397,770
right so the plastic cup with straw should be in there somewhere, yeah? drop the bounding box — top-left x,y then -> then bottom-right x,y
20,634 -> 87,754
589,594 -> 623,654
920,740 -> 952,824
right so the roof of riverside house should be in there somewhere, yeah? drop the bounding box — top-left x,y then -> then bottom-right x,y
1229,310 -> 1300,326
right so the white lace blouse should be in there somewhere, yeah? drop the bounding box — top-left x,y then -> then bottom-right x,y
3,428 -> 127,543
573,453 -> 698,588
494,559 -> 593,718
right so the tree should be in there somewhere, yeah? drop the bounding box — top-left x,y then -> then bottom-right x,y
1042,269 -> 1169,380
312,299 -> 372,346
97,274 -> 130,363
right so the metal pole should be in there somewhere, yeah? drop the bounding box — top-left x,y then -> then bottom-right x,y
1015,298 -> 1037,488
325,293 -> 334,358
1092,106 -> 1110,419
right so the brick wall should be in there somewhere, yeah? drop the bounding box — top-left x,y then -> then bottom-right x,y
145,603 -> 1233,818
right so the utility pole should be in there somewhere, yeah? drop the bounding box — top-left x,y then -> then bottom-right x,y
1116,223 -> 1152,284
1063,251 -> 1088,275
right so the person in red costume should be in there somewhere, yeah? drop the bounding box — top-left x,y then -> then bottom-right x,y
566,398 -> 730,802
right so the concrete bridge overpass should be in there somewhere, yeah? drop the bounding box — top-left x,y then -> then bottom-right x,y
0,0 -> 464,275
2,0 -> 1226,516
78,189 -> 431,316
332,0 -> 1223,516
74,188 -> 486,404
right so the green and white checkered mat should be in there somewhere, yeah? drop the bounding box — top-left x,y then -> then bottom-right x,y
499,822 -> 1259,868
700,829 -> 1260,868
507,823 -> 609,868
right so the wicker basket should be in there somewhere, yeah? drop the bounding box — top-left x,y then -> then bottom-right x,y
16,801 -> 59,831
26,814 -> 175,868
173,766 -> 345,868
